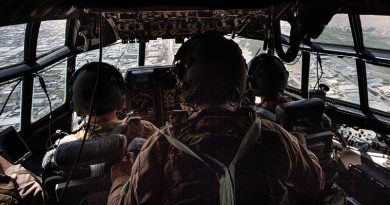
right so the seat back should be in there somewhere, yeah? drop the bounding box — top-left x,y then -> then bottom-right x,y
275,98 -> 325,134
276,98 -> 337,192
44,135 -> 127,205
275,98 -> 333,158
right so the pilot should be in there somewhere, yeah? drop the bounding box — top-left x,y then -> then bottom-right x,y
248,53 -> 331,128
108,33 -> 324,204
43,62 -> 157,157
67,62 -> 156,143
41,62 -> 158,204
247,53 -> 291,118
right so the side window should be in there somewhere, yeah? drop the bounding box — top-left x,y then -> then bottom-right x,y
31,61 -> 67,121
36,20 -> 67,57
360,15 -> 390,50
366,63 -> 390,113
76,49 -> 99,69
145,39 -> 181,66
309,54 -> 360,105
0,24 -> 26,68
284,51 -> 302,90
76,42 -> 139,75
280,20 -> 291,36
312,14 -> 354,46
232,37 -> 264,63
0,79 -> 22,131
144,37 -> 263,66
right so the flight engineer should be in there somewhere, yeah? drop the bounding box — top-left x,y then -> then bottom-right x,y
108,34 -> 325,205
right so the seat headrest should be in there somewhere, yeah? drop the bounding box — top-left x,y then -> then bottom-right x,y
275,98 -> 325,133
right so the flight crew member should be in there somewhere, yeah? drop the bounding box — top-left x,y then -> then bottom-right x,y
46,62 -> 157,150
42,62 -> 158,162
247,53 -> 291,118
247,53 -> 331,128
42,62 -> 158,204
108,34 -> 325,205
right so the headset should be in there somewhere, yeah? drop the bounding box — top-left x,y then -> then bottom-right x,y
247,53 -> 289,96
171,36 -> 199,88
69,62 -> 126,116
172,34 -> 248,103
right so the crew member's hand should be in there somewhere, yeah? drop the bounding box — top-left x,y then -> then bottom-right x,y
0,155 -> 12,171
127,118 -> 158,139
110,152 -> 134,182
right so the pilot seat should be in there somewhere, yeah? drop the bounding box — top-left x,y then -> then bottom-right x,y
42,134 -> 128,205
275,98 -> 337,195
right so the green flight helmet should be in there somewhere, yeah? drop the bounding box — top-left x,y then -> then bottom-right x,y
173,33 -> 247,104
70,62 -> 126,117
248,53 -> 289,96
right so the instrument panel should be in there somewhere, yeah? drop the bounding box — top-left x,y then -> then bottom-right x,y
131,89 -> 155,122
336,125 -> 390,205
124,66 -> 178,126
338,125 -> 390,160
103,10 -> 268,41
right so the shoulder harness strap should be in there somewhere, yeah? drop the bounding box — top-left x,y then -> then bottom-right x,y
252,106 -> 276,122
161,118 -> 262,205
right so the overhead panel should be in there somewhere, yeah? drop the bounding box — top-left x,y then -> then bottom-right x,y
102,10 -> 269,41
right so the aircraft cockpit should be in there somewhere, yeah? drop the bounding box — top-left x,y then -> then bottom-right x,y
0,0 -> 389,204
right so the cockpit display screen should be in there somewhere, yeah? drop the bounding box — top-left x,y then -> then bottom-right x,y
0,126 -> 32,165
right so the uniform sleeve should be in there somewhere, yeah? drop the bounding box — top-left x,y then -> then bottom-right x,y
108,176 -> 131,205
263,121 -> 325,197
130,132 -> 169,204
108,132 -> 168,205
5,165 -> 44,205
42,134 -> 77,168
286,137 -> 324,196
126,119 -> 159,140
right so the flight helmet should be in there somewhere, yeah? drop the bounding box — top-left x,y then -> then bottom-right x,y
70,62 -> 126,117
172,33 -> 247,104
248,53 -> 289,96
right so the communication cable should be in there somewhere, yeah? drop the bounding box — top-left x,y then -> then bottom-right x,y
56,8 -> 104,205
0,78 -> 22,117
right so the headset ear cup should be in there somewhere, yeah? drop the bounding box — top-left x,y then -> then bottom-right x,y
247,74 -> 253,88
175,60 -> 187,81
68,68 -> 80,115
111,67 -> 126,110
181,81 -> 190,91
233,87 -> 241,101
69,90 -> 73,110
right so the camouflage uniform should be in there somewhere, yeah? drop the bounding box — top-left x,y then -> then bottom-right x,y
42,116 -> 158,205
59,116 -> 158,143
1,162 -> 44,205
108,107 -> 324,205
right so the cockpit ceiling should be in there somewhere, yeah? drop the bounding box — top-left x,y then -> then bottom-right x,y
0,0 -> 285,27
102,10 -> 269,41
1,0 -> 390,27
